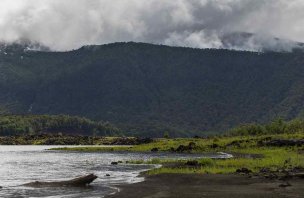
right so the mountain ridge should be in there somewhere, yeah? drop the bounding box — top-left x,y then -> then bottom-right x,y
0,42 -> 304,136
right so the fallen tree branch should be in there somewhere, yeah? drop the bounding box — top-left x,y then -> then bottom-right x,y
23,174 -> 98,187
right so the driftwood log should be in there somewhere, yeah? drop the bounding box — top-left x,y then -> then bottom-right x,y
23,174 -> 98,187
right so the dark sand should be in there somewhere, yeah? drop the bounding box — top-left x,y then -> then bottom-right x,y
107,174 -> 304,198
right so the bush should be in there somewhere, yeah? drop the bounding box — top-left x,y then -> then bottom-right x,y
228,117 -> 304,136
229,123 -> 266,136
163,131 -> 170,139
199,158 -> 215,167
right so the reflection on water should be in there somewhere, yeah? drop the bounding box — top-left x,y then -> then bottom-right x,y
0,146 -> 230,198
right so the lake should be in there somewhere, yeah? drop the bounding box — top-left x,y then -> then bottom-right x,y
0,146 -> 231,198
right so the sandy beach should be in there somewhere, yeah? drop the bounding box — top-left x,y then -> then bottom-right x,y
107,174 -> 304,198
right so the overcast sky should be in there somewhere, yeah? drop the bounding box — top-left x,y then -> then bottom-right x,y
0,0 -> 303,51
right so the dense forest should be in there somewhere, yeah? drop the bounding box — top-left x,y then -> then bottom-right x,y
0,115 -> 119,136
228,118 -> 304,136
0,42 -> 304,136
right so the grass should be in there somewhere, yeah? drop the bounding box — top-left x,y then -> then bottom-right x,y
129,147 -> 304,175
51,132 -> 304,175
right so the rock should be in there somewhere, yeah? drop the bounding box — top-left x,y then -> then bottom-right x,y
175,145 -> 187,152
151,147 -> 159,152
264,139 -> 304,147
111,162 -> 118,165
236,168 -> 252,174
188,142 -> 196,149
259,167 -> 271,173
291,167 -> 304,173
257,167 -> 304,181
185,160 -> 199,166
226,140 -> 242,148
105,174 -> 111,177
279,182 -> 292,188
293,173 -> 304,178
169,147 -> 175,152
108,137 -> 153,145
136,137 -> 153,144
265,173 -> 278,180
175,142 -> 197,152
210,143 -> 219,149
109,137 -> 136,145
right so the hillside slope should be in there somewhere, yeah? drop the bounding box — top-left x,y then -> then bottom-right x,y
0,42 -> 304,136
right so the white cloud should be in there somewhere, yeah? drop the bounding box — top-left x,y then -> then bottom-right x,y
164,31 -> 223,49
0,0 -> 303,51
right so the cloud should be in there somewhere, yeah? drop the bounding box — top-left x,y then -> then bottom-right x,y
0,0 -> 303,51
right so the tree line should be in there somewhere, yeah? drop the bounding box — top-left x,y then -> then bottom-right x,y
228,118 -> 304,136
0,114 -> 120,136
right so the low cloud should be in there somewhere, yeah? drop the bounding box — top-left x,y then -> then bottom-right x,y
0,0 -> 303,51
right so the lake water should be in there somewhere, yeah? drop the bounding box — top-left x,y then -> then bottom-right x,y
0,146 -> 231,198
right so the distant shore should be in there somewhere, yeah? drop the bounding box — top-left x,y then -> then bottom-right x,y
0,134 -> 151,145
106,173 -> 304,198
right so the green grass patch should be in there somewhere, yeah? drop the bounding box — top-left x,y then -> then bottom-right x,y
146,147 -> 304,175
51,132 -> 304,175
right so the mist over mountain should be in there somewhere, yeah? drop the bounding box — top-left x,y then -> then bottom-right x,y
219,32 -> 304,52
0,40 -> 50,53
165,32 -> 304,52
1,32 -> 303,53
1,0 -> 304,52
0,42 -> 304,136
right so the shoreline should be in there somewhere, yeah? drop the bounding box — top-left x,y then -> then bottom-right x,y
105,173 -> 304,198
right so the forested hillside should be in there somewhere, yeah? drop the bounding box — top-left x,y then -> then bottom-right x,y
0,42 -> 304,136
0,115 -> 119,136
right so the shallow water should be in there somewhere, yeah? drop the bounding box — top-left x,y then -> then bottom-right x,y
0,146 -> 230,198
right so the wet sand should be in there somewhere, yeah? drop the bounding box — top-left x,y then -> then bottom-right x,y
107,174 -> 304,198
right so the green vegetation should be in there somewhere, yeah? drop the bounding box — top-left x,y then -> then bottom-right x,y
0,115 -> 119,136
54,133 -> 304,174
1,42 -> 304,136
228,118 -> 304,136
145,147 -> 304,175
53,119 -> 304,175
54,132 -> 304,152
163,131 -> 170,139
